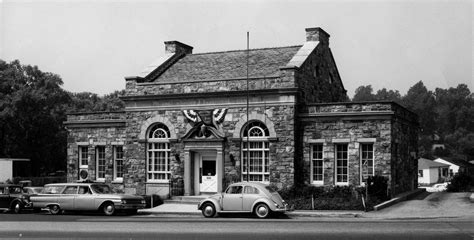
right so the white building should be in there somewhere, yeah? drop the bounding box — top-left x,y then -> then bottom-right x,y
0,158 -> 30,182
418,158 -> 449,185
434,158 -> 459,177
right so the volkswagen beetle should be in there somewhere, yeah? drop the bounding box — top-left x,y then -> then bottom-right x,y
197,182 -> 288,218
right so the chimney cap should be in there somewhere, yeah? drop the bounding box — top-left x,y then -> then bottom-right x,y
164,41 -> 194,50
305,27 -> 330,38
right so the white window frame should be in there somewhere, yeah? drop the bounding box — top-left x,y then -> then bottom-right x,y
113,145 -> 124,182
360,143 -> 374,185
242,123 -> 270,183
311,144 -> 324,185
147,124 -> 171,183
335,144 -> 349,186
79,146 -> 88,168
96,146 -> 106,182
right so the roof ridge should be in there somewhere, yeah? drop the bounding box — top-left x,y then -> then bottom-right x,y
190,45 -> 303,56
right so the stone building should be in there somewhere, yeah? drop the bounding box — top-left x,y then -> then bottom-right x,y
65,27 -> 419,198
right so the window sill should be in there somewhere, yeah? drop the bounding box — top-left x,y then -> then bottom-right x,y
95,179 -> 106,183
111,179 -> 123,184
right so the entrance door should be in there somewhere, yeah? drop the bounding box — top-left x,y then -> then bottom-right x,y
200,153 -> 217,193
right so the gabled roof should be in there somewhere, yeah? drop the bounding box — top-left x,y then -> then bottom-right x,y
150,46 -> 301,83
418,158 -> 450,169
435,157 -> 474,168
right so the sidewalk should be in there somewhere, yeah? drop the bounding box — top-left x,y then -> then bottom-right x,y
139,203 -> 362,218
139,192 -> 474,219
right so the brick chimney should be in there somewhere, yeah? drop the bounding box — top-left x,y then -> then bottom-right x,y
164,41 -> 193,54
305,27 -> 330,46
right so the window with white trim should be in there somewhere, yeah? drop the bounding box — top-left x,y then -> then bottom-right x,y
79,146 -> 88,167
360,143 -> 374,184
96,146 -> 106,180
242,121 -> 270,183
114,146 -> 124,181
311,144 -> 324,185
147,123 -> 171,182
335,144 -> 348,185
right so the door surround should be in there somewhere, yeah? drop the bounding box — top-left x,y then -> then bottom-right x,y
183,139 -> 224,196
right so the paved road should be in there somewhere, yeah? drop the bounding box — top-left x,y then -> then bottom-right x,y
1,212 -> 473,240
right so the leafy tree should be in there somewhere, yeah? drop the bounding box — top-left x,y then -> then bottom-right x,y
0,60 -> 71,176
402,81 -> 437,137
375,88 -> 402,102
352,85 -> 376,101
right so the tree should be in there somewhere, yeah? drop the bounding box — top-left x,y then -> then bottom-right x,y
352,85 -> 376,101
375,88 -> 402,102
402,81 -> 437,137
0,60 -> 71,176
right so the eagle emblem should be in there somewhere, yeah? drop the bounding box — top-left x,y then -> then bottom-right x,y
182,109 -> 227,139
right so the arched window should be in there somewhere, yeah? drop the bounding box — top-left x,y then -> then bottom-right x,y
147,123 -> 171,181
241,121 -> 270,183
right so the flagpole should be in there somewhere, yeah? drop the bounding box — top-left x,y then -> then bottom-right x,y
246,31 -> 250,182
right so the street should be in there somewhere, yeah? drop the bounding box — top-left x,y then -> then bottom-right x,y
1,212 -> 473,240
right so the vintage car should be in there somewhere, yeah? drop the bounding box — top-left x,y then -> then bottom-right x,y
0,184 -> 32,214
29,183 -> 146,216
197,182 -> 288,218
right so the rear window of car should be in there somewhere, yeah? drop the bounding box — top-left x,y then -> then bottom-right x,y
265,186 -> 277,193
43,186 -> 64,194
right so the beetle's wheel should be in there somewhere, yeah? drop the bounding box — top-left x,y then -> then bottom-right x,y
254,203 -> 270,218
201,203 -> 216,218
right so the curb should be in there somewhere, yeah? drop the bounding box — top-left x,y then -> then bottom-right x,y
138,209 -> 361,218
373,188 -> 426,211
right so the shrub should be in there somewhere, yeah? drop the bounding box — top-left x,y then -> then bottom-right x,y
367,175 -> 389,202
447,172 -> 474,192
279,185 -> 365,210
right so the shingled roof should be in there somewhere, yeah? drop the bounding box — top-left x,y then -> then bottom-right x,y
150,46 -> 302,83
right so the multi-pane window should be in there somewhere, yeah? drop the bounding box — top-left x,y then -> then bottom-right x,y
114,146 -> 124,180
335,144 -> 348,185
360,143 -> 374,183
242,121 -> 270,183
96,146 -> 106,180
79,146 -> 88,167
147,123 -> 171,181
311,144 -> 324,184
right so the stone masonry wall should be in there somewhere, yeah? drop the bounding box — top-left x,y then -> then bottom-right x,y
125,76 -> 295,96
299,102 -> 418,197
66,112 -> 127,192
124,103 -> 296,195
295,45 -> 347,104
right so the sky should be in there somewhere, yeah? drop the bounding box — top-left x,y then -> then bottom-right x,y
0,0 -> 472,97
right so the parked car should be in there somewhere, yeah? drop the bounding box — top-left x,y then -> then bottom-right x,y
197,182 -> 288,218
427,182 -> 449,192
29,183 -> 146,216
0,184 -> 32,214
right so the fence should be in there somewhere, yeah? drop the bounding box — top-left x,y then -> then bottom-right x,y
169,178 -> 184,197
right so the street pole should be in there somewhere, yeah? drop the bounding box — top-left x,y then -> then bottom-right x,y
246,31 -> 250,182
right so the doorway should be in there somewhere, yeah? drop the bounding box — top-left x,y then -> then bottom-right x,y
194,151 -> 218,194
